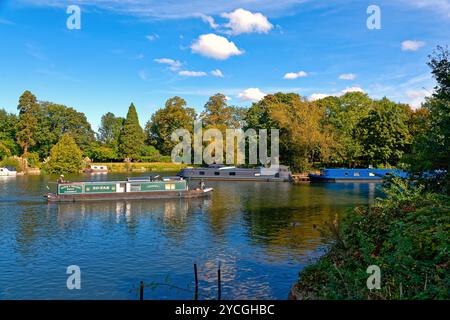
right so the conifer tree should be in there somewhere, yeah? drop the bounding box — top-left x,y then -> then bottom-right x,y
118,103 -> 145,160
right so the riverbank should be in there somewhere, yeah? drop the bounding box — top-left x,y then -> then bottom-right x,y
90,162 -> 187,173
293,179 -> 449,300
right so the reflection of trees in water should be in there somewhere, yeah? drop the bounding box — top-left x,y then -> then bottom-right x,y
206,182 -> 291,237
14,206 -> 51,256
240,185 -> 351,262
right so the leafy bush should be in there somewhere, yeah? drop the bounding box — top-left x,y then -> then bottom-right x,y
137,145 -> 168,162
26,152 -> 41,168
296,178 -> 449,299
87,144 -> 119,162
43,134 -> 82,174
0,142 -> 11,159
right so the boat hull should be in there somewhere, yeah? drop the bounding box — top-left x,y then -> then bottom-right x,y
308,175 -> 383,183
183,176 -> 289,182
45,188 -> 213,203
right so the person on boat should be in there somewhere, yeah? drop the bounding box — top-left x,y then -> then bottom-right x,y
199,179 -> 205,190
57,174 -> 65,184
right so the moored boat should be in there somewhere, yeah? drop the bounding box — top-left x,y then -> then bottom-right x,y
178,165 -> 292,182
44,176 -> 213,202
0,167 -> 17,177
308,168 -> 408,182
83,165 -> 108,174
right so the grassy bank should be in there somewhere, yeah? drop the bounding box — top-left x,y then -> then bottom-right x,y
295,179 -> 449,300
91,162 -> 187,173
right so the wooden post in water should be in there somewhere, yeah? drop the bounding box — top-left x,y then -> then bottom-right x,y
139,281 -> 144,301
217,263 -> 221,301
194,263 -> 199,300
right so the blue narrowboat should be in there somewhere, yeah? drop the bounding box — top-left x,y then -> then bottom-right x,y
308,168 -> 408,182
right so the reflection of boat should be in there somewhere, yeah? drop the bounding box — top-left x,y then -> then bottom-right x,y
309,168 -> 408,182
45,176 -> 213,202
0,167 -> 17,176
178,165 -> 292,182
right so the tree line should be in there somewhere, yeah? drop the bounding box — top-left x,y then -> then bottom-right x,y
0,47 -> 448,177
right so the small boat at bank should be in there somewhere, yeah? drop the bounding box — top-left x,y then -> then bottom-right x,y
178,165 -> 292,182
45,176 -> 213,202
309,168 -> 408,182
83,165 -> 108,174
0,167 -> 17,177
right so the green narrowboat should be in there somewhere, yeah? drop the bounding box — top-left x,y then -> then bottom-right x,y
44,177 -> 213,202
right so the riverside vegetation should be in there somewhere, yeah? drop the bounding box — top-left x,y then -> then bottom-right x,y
295,46 -> 449,299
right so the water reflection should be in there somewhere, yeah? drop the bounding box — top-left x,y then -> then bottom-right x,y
0,174 -> 381,299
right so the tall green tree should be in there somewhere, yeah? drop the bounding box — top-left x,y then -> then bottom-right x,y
358,98 -> 412,166
201,93 -> 240,131
45,134 -> 82,174
119,103 -> 145,160
410,46 -> 450,192
246,93 -> 336,170
146,96 -> 196,156
16,90 -> 39,155
0,109 -> 19,156
33,102 -> 95,157
98,112 -> 124,149
317,92 -> 374,166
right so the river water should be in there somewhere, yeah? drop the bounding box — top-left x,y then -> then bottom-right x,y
0,173 -> 380,300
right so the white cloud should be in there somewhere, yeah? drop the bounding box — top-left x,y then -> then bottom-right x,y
221,8 -> 273,35
342,86 -> 365,94
406,89 -> 431,109
199,14 -> 218,29
401,40 -> 425,51
238,88 -> 266,102
211,69 -> 224,77
309,93 -> 331,101
339,73 -> 356,80
145,34 -> 159,41
309,87 -> 365,101
154,58 -> 182,71
178,70 -> 207,77
191,33 -> 243,60
283,71 -> 308,80
138,70 -> 148,80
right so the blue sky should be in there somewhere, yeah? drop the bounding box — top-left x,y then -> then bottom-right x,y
0,0 -> 449,130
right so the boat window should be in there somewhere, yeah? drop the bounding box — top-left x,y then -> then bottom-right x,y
199,171 -> 205,175
165,183 -> 176,190
385,173 -> 391,176
229,172 -> 236,176
344,172 -> 348,176
214,172 -> 220,176
369,172 -> 375,177
354,172 -> 360,177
